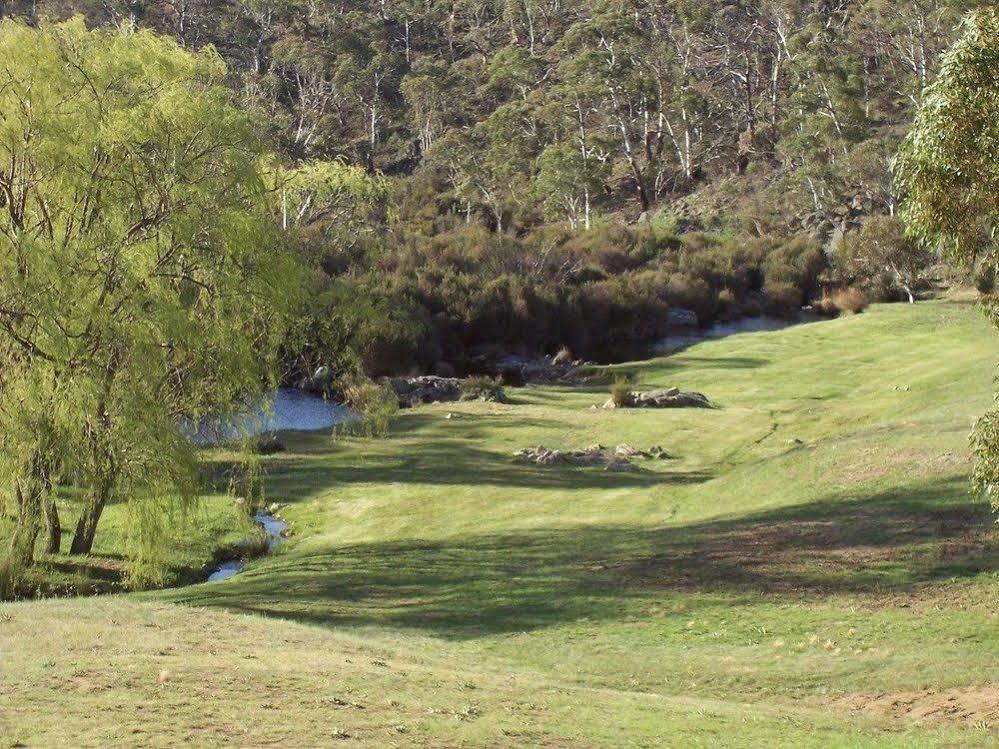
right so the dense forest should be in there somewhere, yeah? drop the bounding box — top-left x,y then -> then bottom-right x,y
4,0 -> 971,377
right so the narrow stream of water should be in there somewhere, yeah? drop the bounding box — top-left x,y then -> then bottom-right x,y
207,512 -> 288,583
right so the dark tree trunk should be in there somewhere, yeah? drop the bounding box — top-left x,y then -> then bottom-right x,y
8,514 -> 40,569
70,479 -> 111,555
9,483 -> 41,568
43,497 -> 61,554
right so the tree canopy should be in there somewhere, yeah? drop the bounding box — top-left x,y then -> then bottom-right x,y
895,6 -> 999,507
0,18 -> 303,582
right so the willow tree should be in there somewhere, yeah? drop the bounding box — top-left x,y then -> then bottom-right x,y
0,18 -> 303,573
894,6 -> 999,508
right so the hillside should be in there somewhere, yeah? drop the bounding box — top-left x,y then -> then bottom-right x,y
1,300 -> 996,746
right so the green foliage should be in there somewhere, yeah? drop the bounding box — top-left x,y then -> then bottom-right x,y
895,8 -> 999,260
338,381 -> 399,438
460,376 -> 507,403
836,216 -> 936,303
609,376 -> 633,408
0,19 -> 303,579
895,7 -> 999,507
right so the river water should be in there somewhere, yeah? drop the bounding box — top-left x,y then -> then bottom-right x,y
650,314 -> 815,355
189,388 -> 355,444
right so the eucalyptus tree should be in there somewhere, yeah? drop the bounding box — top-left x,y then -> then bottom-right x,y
894,6 -> 999,506
0,19 -> 302,572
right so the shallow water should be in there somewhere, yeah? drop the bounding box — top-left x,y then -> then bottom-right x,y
650,314 -> 815,354
206,512 -> 288,583
189,388 -> 355,444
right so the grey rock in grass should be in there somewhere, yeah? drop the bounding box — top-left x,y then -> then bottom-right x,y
603,387 -> 710,410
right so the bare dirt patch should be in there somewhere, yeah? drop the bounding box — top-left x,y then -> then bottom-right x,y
826,684 -> 999,727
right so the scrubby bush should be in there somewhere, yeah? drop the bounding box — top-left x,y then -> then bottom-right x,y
460,376 -> 507,402
763,281 -> 803,317
832,288 -> 870,314
834,216 -> 934,303
976,264 -> 996,295
340,381 -> 399,437
610,376 -> 633,407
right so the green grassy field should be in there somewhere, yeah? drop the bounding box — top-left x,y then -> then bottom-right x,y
1,300 -> 997,747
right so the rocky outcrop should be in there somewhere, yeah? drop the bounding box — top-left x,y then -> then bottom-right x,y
389,375 -> 508,407
603,387 -> 711,409
515,443 -> 672,471
390,376 -> 462,407
469,351 -> 583,385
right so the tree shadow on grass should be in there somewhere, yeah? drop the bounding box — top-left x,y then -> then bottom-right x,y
261,440 -> 708,495
174,477 -> 997,640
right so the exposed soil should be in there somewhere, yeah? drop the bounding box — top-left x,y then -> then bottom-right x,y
825,685 -> 999,726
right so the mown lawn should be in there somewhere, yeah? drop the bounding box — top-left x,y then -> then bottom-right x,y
1,299 -> 997,747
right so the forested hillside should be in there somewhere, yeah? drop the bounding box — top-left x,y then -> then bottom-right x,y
7,0 -> 969,374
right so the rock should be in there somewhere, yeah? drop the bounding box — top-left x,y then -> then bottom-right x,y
467,351 -> 580,385
515,443 -> 654,472
667,308 -> 699,328
631,388 -> 711,409
388,376 -> 461,407
647,445 -> 672,460
604,457 -> 639,472
606,388 -> 709,409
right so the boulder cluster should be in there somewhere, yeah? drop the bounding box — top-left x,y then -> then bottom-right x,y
468,351 -> 583,385
388,376 -> 508,407
390,376 -> 461,406
515,443 -> 672,472
604,387 -> 710,409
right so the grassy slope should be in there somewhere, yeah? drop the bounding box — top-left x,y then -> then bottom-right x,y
1,300 -> 997,747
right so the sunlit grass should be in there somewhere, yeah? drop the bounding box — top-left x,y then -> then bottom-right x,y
1,299 -> 997,746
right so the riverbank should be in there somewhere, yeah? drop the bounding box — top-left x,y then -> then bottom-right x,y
2,300 -> 997,746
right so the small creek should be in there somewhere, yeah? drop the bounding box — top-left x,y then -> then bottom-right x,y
207,512 -> 288,583
200,389 -> 351,583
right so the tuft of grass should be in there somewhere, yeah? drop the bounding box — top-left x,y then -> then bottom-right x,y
833,287 -> 870,314
609,375 -> 633,407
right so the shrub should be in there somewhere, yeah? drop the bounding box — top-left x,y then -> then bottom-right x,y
251,435 -> 286,455
663,273 -> 717,324
341,380 -> 399,437
976,263 -> 996,295
610,376 -> 633,407
716,288 -> 740,319
817,294 -> 839,317
763,281 -> 803,317
832,287 -> 869,314
460,375 -> 507,403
